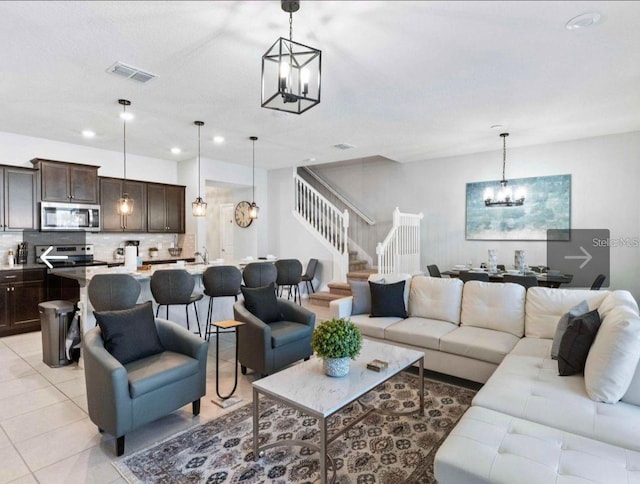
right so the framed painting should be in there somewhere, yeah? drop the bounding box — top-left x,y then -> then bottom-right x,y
465,174 -> 571,240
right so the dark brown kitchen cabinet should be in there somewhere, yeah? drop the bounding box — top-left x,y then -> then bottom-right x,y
99,177 -> 147,232
147,183 -> 185,233
31,158 -> 99,204
0,166 -> 38,231
0,269 -> 46,336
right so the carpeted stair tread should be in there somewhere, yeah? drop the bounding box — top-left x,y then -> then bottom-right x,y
308,291 -> 346,307
347,269 -> 378,281
328,282 -> 351,296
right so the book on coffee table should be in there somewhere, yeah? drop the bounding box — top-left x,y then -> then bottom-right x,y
367,359 -> 389,372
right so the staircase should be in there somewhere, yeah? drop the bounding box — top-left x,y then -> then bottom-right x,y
308,250 -> 377,307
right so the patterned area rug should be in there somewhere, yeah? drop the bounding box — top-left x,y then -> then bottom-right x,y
115,372 -> 475,483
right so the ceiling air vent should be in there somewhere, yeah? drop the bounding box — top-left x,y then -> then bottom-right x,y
107,62 -> 156,83
333,143 -> 355,150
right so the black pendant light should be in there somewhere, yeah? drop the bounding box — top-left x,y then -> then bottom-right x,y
483,132 -> 526,207
249,136 -> 259,219
261,0 -> 321,114
117,99 -> 134,215
191,121 -> 207,217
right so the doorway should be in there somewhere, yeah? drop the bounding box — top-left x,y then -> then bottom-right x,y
220,203 -> 234,262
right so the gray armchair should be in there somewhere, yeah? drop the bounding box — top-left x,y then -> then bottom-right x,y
83,318 -> 208,456
233,298 -> 315,377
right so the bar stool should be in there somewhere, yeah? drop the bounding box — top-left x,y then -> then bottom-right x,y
275,259 -> 303,304
150,269 -> 202,336
88,274 -> 141,311
202,265 -> 242,340
242,262 -> 277,288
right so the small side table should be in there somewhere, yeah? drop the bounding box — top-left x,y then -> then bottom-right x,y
211,319 -> 245,408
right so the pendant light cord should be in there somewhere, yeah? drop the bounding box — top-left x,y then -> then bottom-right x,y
502,135 -> 506,182
252,138 -> 256,203
289,11 -> 293,41
197,123 -> 201,198
123,105 -> 127,181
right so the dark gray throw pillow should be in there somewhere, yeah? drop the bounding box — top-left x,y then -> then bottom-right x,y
551,300 -> 589,359
94,301 -> 165,365
369,280 -> 407,319
557,309 -> 602,376
241,283 -> 282,323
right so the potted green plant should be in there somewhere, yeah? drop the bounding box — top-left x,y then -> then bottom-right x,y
311,317 -> 363,377
148,247 -> 159,258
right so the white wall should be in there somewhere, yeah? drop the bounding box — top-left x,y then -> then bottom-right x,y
268,168 -> 335,292
0,131 -> 177,183
178,156 -> 268,262
272,131 -> 640,301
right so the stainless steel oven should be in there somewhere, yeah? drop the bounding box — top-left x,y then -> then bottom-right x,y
40,202 -> 100,232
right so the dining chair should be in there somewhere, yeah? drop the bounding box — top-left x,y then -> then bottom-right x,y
591,274 -> 607,290
242,262 -> 277,288
300,258 -> 319,294
427,264 -> 442,278
459,271 -> 490,283
275,259 -> 303,304
497,264 -> 506,271
503,274 -> 539,290
150,269 -> 203,336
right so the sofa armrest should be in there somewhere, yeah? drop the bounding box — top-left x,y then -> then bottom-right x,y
330,296 -> 353,319
155,318 -> 208,362
234,301 -> 271,371
82,328 -> 132,436
278,299 -> 316,327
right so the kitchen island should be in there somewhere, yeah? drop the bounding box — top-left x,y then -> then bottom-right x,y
51,262 -> 233,335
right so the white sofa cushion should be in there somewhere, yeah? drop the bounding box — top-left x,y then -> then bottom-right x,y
598,289 -> 640,321
434,406 -> 640,484
439,326 -> 520,365
509,337 -> 552,358
347,314 -> 402,339
369,273 -> 412,312
409,276 -> 463,324
460,281 -> 525,337
525,287 -> 609,338
584,302 -> 640,403
472,352 -> 640,451
384,316 -> 457,351
623,360 -> 640,406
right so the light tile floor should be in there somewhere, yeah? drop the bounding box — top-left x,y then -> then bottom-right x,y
0,301 -> 332,484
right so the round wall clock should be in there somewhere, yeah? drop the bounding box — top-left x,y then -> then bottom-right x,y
234,201 -> 253,228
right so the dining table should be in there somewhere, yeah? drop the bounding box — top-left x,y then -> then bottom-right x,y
441,269 -> 573,288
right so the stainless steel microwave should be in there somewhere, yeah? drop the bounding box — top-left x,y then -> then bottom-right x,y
40,202 -> 101,232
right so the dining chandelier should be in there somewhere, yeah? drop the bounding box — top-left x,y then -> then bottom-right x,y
483,132 -> 526,207
117,99 -> 134,215
261,0 -> 321,114
191,121 -> 207,217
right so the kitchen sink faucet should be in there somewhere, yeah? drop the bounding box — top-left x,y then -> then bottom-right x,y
194,247 -> 209,265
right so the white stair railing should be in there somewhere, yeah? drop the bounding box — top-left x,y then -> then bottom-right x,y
293,172 -> 350,281
376,207 -> 424,275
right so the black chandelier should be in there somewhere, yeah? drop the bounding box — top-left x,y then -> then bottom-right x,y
117,99 -> 134,215
483,133 -> 526,207
261,0 -> 321,114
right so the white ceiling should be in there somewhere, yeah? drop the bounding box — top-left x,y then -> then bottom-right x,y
1,1 -> 639,170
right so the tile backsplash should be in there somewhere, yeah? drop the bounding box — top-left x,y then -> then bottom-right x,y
0,232 -> 196,264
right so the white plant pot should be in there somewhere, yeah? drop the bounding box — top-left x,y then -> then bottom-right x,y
149,251 -> 159,258
323,357 -> 350,377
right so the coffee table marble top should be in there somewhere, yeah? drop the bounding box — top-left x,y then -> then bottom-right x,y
253,339 -> 423,418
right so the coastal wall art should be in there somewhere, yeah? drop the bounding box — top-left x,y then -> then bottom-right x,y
465,174 -> 571,240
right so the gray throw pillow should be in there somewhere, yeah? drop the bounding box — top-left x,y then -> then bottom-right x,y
94,301 -> 165,365
557,309 -> 602,376
551,300 -> 589,359
349,279 -> 383,315
241,282 -> 282,323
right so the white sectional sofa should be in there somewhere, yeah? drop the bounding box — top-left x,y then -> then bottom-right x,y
330,275 -> 640,483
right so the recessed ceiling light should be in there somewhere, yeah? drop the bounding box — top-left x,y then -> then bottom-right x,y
171,147 -> 181,155
333,143 -> 355,150
119,112 -> 134,121
566,12 -> 601,30
82,130 -> 96,138
213,136 -> 225,144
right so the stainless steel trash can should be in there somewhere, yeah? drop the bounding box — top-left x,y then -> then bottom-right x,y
39,300 -> 75,368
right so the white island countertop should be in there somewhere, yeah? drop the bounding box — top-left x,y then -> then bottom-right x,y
50,261 -> 216,283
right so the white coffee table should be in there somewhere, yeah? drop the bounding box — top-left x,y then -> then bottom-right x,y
252,339 -> 424,484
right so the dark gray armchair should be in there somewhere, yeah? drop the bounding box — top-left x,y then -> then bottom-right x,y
83,318 -> 208,456
233,298 -> 315,377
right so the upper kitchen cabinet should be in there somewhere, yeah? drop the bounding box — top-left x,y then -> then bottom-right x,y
99,177 -> 147,232
0,166 -> 38,231
31,158 -> 99,203
147,183 -> 185,233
